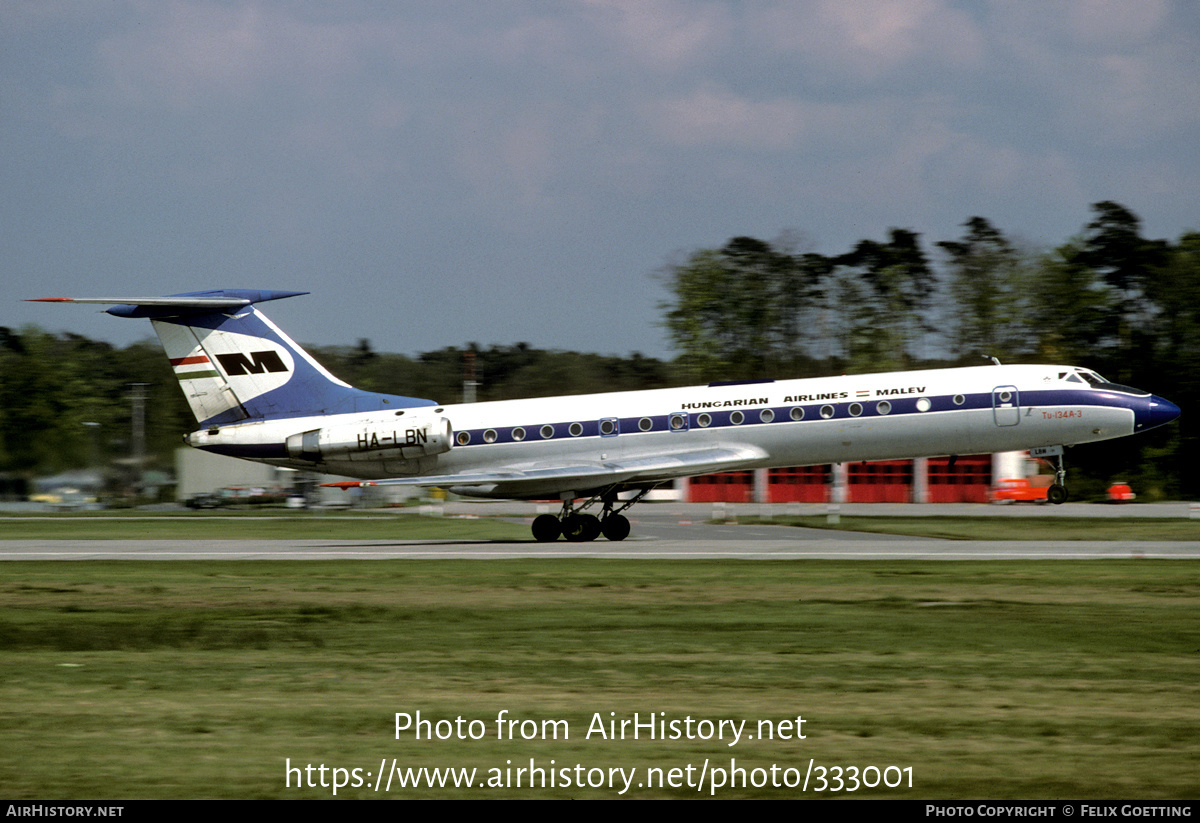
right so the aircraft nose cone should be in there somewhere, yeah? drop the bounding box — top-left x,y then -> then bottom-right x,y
1135,395 -> 1181,432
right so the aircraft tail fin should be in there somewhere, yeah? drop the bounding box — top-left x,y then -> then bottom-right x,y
30,289 -> 436,427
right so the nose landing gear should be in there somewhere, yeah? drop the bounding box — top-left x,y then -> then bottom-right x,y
1046,481 -> 1068,505
1032,446 -> 1069,505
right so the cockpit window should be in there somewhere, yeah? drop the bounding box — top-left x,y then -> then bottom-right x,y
1072,369 -> 1149,396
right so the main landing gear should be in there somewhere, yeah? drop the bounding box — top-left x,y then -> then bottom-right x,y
531,488 -> 651,542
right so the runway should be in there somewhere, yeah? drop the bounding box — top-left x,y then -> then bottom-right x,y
4,540 -> 1199,560
4,504 -> 1200,560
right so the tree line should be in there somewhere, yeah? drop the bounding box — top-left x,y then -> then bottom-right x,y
659,201 -> 1197,498
2,200 -> 1195,499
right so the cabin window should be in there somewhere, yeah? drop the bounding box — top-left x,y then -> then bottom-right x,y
569,422 -> 583,436
512,427 -> 526,441
599,418 -> 617,436
540,425 -> 555,439
849,403 -> 862,417
639,417 -> 653,431
697,413 -> 712,427
820,405 -> 835,419
483,429 -> 497,443
790,407 -> 804,421
876,401 -> 891,415
456,431 -> 471,446
916,397 -> 932,412
730,411 -> 745,425
669,413 -> 687,431
760,409 -> 774,423
953,394 -> 965,405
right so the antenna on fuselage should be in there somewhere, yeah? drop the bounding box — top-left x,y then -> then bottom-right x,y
984,355 -> 1001,366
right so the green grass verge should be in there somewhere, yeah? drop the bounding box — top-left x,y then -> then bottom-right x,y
0,512 -> 530,541
10,511 -> 1200,541
738,515 -> 1200,541
0,559 -> 1197,798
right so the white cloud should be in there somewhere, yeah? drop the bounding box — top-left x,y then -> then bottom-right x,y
92,1 -> 389,111
1064,0 -> 1171,48
752,0 -> 985,78
583,0 -> 732,72
648,86 -> 809,149
985,1 -> 1200,145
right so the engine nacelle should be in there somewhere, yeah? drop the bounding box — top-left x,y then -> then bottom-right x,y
287,412 -> 452,462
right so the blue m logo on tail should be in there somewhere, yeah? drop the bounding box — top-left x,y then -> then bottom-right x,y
215,351 -> 289,376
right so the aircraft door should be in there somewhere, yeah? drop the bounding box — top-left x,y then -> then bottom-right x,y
992,386 -> 1020,427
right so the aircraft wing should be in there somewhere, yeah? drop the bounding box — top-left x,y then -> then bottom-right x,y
332,445 -> 768,498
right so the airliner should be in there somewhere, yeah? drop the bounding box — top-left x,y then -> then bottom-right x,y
33,289 -> 1180,541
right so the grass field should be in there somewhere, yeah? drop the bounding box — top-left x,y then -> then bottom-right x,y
1,557 -> 1197,798
0,511 -> 531,541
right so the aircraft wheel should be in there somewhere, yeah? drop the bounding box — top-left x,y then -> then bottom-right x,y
601,514 -> 631,541
1047,484 -> 1068,505
562,513 -> 601,542
532,514 -> 561,542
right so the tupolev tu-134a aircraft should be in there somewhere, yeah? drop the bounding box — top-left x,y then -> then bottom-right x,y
33,289 -> 1180,542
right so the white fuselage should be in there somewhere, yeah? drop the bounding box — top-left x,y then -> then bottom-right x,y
186,363 -> 1168,499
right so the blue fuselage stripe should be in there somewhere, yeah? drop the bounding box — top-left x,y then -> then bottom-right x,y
446,388 -> 1137,448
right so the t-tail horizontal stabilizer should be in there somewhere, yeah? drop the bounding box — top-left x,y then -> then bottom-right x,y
29,289 -> 308,318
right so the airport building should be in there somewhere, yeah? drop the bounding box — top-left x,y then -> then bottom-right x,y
682,452 -> 1029,504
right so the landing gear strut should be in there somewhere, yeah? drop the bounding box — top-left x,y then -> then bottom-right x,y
530,487 -> 651,542
1033,446 -> 1069,505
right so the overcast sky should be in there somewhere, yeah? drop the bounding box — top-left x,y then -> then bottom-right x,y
4,1 -> 1199,360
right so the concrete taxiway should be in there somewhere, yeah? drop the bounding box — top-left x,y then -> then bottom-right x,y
3,539 -> 1198,560
2,502 -> 1199,560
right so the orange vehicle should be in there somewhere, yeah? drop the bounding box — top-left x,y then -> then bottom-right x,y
989,476 -> 1052,503
1107,483 -> 1135,502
